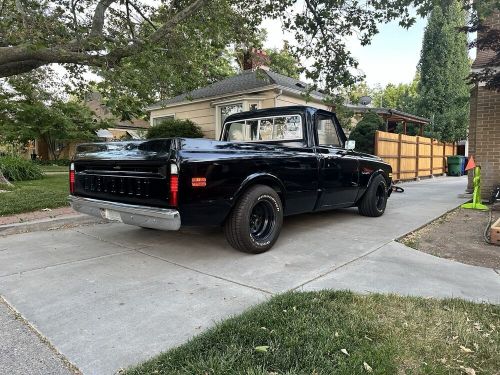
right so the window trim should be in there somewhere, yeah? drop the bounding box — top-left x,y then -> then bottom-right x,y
222,114 -> 304,143
151,114 -> 175,126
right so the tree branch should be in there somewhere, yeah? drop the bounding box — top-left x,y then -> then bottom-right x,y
128,0 -> 157,31
15,0 -> 28,29
149,0 -> 209,45
90,0 -> 116,38
0,0 -> 211,77
125,0 -> 136,40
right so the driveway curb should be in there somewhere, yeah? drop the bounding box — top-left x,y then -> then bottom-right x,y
0,215 -> 104,237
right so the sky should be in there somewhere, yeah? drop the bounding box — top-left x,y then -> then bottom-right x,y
262,16 -> 428,88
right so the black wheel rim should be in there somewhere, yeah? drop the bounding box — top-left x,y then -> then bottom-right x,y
249,200 -> 276,241
375,183 -> 386,210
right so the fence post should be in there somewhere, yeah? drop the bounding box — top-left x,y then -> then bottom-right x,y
397,133 -> 402,180
415,136 -> 420,180
443,142 -> 447,175
374,131 -> 379,156
430,138 -> 434,176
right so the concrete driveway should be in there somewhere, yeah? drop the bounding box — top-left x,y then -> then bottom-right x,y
1,176 -> 499,374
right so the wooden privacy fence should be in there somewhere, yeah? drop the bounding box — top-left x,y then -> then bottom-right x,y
374,131 -> 457,181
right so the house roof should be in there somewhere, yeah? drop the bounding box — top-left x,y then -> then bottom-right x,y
345,104 -> 431,125
146,70 -> 327,110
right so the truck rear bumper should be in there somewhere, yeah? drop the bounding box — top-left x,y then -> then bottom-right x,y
69,195 -> 181,231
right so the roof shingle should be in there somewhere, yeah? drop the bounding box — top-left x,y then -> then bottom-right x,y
147,70 -> 326,110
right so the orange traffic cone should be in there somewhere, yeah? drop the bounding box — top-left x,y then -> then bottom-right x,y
465,156 -> 476,171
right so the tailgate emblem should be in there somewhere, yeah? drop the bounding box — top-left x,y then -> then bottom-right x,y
113,165 -> 121,170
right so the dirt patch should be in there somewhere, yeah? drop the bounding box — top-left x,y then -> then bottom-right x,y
400,207 -> 500,269
0,206 -> 77,225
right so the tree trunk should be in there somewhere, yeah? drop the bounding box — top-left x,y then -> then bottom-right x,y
0,171 -> 13,186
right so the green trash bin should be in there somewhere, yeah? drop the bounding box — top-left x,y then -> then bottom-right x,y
447,156 -> 462,176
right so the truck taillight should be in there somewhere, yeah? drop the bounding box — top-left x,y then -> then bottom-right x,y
169,163 -> 178,206
69,163 -> 75,193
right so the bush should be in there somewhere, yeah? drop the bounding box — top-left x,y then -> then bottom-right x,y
0,156 -> 44,181
349,111 -> 385,154
146,118 -> 204,139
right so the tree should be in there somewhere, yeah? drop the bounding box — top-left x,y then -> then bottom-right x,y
417,0 -> 470,142
466,1 -> 500,90
0,0 -> 440,93
266,46 -> 301,79
0,69 -> 107,160
349,112 -> 385,154
378,75 -> 420,113
146,118 -> 204,139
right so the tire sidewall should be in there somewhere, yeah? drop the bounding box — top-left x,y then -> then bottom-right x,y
373,176 -> 387,214
247,192 -> 282,249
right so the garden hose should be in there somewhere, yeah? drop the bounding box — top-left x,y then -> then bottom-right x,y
484,209 -> 493,245
392,185 -> 404,193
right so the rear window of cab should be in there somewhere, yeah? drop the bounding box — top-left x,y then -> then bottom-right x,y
224,115 -> 303,142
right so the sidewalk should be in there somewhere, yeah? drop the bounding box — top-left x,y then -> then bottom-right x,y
0,207 -> 103,236
0,298 -> 77,375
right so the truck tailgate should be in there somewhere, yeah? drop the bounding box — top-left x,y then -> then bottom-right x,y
72,140 -> 174,208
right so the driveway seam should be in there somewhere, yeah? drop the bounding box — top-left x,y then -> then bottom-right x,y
0,249 -> 135,279
134,249 -> 273,295
292,240 -> 392,291
71,228 -> 150,251
0,295 -> 82,374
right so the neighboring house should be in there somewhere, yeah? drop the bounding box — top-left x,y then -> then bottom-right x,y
33,93 -> 150,160
147,69 -> 331,140
147,65 -> 429,140
85,92 -> 150,141
468,11 -> 500,198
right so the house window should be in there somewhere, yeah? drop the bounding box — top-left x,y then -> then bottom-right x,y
219,103 -> 243,130
152,115 -> 174,126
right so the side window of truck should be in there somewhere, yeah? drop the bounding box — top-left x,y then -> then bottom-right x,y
317,115 -> 341,147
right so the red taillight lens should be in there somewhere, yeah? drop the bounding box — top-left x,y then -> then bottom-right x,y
169,175 -> 179,206
69,163 -> 75,193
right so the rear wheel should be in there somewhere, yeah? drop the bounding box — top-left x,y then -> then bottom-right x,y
224,185 -> 283,253
358,174 -> 388,217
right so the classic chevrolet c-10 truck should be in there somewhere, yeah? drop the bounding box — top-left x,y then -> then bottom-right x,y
69,106 -> 392,253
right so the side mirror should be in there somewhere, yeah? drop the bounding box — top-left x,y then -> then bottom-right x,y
345,140 -> 356,150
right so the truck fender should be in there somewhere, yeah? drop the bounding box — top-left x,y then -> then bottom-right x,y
231,173 -> 287,208
367,169 -> 390,187
356,169 -> 389,203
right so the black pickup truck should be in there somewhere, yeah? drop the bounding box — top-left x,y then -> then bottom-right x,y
70,106 -> 392,253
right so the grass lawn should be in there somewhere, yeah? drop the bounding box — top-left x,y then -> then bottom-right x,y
39,165 -> 69,173
125,291 -> 499,375
0,174 -> 69,216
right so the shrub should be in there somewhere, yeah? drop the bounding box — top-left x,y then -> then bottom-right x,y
0,156 -> 44,181
146,118 -> 204,139
349,111 -> 385,154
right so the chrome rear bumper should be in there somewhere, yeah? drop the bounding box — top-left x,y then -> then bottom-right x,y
69,195 -> 181,231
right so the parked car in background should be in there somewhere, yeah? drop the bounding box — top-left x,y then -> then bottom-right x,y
70,106 -> 393,253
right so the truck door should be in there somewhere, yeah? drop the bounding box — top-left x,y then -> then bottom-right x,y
315,114 -> 359,208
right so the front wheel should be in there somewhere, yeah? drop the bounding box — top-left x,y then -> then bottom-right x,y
358,174 -> 388,217
224,185 -> 283,253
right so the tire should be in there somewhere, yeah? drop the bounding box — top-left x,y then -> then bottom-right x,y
224,185 -> 283,253
358,174 -> 388,217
